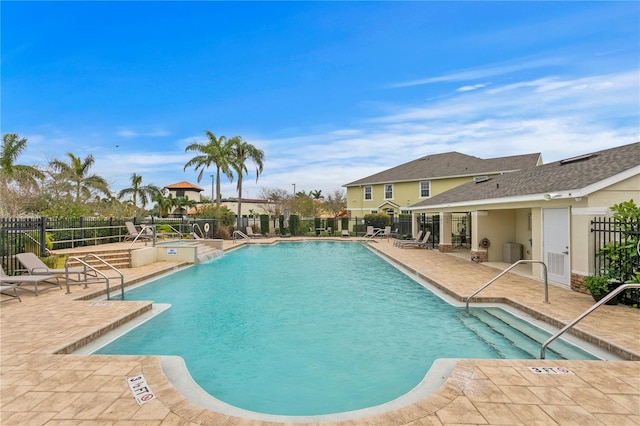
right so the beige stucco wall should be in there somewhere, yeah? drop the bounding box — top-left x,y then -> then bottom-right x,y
587,175 -> 640,208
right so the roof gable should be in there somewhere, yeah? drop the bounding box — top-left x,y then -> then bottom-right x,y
164,181 -> 204,191
411,142 -> 640,208
344,151 -> 541,186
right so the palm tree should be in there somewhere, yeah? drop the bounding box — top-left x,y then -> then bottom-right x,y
1,133 -> 45,188
152,191 -> 172,218
309,189 -> 324,200
229,136 -> 264,230
183,131 -> 234,208
117,173 -> 161,209
49,152 -> 109,203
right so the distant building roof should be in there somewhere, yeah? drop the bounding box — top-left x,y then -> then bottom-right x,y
344,152 -> 541,186
164,181 -> 204,191
411,142 -> 640,209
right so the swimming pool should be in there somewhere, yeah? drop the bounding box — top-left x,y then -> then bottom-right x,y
95,241 -> 597,416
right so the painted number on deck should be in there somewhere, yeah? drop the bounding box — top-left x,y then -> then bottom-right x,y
127,375 -> 156,405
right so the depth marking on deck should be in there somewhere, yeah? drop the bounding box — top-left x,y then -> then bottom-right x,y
528,367 -> 574,375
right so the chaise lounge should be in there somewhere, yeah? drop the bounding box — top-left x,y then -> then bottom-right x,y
0,265 -> 61,296
15,252 -> 88,284
397,231 -> 431,249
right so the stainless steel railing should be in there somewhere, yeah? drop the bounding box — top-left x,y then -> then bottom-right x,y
465,260 -> 549,313
540,283 -> 640,359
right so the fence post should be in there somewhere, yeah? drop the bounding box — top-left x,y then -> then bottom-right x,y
39,216 -> 47,255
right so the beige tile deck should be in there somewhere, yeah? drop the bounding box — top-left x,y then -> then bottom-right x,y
1,237 -> 639,425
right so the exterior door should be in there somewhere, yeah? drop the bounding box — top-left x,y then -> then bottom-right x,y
543,208 -> 570,285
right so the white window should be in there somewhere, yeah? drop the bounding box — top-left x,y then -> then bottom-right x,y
384,184 -> 393,200
364,185 -> 372,200
401,209 -> 410,214
420,181 -> 431,198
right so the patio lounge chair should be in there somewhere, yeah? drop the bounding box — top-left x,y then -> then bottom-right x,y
0,265 -> 61,296
246,226 -> 263,238
379,226 -> 392,239
398,231 -> 431,249
394,230 -> 423,247
341,230 -> 349,237
124,221 -> 152,241
364,226 -> 376,237
0,283 -> 21,303
15,252 -> 87,284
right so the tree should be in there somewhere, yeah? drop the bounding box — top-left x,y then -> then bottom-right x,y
229,136 -> 264,230
117,173 -> 161,209
0,133 -> 46,215
1,133 -> 45,188
324,189 -> 347,218
258,187 -> 290,218
152,190 -> 173,218
183,131 -> 234,208
48,152 -> 110,203
309,189 -> 324,200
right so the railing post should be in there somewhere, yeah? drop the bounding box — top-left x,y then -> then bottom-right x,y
39,216 -> 47,256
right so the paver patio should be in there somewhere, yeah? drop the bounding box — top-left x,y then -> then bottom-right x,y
1,237 -> 638,425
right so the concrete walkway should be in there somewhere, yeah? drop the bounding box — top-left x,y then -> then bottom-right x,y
1,237 -> 638,425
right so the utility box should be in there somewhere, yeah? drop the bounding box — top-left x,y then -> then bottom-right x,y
503,242 -> 523,263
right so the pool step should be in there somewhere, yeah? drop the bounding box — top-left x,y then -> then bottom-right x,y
458,312 -> 535,359
64,249 -> 131,270
466,308 -> 595,360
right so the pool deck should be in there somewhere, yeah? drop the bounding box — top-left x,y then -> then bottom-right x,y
1,237 -> 639,425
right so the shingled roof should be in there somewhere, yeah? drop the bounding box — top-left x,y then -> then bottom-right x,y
411,142 -> 640,208
344,152 -> 541,186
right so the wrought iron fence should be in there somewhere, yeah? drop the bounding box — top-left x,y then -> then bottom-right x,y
0,216 -> 221,271
591,216 -> 639,282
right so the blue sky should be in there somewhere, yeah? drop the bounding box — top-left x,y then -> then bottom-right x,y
2,1 -> 639,201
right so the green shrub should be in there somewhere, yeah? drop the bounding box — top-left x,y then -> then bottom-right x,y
583,275 -> 611,297
290,215 -> 300,236
260,214 -> 270,235
364,213 -> 390,229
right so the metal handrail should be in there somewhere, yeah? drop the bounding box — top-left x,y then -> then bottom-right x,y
127,225 -> 156,250
465,260 -> 549,313
540,283 -> 640,359
232,230 -> 249,242
192,223 -> 204,239
65,254 -> 125,300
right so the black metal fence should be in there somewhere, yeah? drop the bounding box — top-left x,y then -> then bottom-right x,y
0,216 -> 221,272
591,216 -> 639,281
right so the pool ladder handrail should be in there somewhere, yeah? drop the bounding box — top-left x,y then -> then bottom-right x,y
540,283 -> 640,359
65,254 -> 125,300
465,259 -> 549,314
192,223 -> 204,239
232,230 -> 249,242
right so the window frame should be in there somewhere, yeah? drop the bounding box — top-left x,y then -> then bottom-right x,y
384,184 -> 393,200
363,185 -> 372,200
419,181 -> 431,198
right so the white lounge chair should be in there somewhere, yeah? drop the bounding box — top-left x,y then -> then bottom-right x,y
364,226 -> 375,237
394,230 -> 423,247
1,265 -> 61,296
15,252 -> 87,284
124,221 -> 152,241
379,226 -> 392,239
341,230 -> 349,237
398,231 -> 431,249
246,226 -> 263,238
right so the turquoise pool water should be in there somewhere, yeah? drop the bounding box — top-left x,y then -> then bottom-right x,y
96,241 -> 596,416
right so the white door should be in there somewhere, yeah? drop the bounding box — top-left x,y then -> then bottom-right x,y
543,208 -> 570,285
